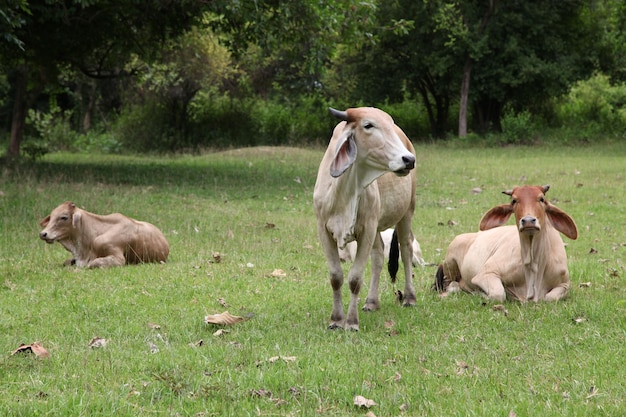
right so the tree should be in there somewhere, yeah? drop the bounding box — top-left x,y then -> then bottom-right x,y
1,0 -> 209,157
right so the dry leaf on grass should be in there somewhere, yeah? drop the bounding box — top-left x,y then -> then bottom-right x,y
88,337 -> 107,348
268,269 -> 287,278
11,342 -> 50,358
492,304 -> 509,316
213,329 -> 230,337
354,395 -> 377,408
205,311 -> 244,326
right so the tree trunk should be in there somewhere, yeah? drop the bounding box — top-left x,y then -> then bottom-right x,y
458,59 -> 472,137
8,68 -> 28,157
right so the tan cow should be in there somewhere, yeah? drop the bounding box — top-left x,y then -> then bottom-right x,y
314,107 -> 417,331
39,202 -> 169,268
435,185 -> 578,302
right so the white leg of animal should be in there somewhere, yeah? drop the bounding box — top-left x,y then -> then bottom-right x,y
470,272 -> 506,302
363,232 -> 384,311
318,228 -> 346,329
396,218 -> 417,306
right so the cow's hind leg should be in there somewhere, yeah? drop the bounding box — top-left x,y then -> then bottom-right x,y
396,219 -> 416,306
363,233 -> 384,312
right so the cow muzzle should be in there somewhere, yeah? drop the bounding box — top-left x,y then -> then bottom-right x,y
519,216 -> 540,235
39,231 -> 55,244
392,154 -> 416,176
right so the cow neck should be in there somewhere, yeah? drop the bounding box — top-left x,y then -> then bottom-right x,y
330,162 -> 383,250
519,225 -> 553,301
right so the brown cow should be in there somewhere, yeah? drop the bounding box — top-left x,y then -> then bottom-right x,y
435,185 -> 578,302
39,202 -> 169,268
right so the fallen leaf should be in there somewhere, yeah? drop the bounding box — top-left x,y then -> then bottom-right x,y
211,252 -> 222,263
399,403 -> 409,412
11,342 -> 50,358
589,248 -> 597,254
579,282 -> 591,288
146,322 -> 161,330
354,395 -> 377,408
265,223 -> 275,229
217,297 -> 228,307
269,269 -> 287,278
190,339 -> 204,347
365,412 -> 377,417
493,304 -> 509,316
471,187 -> 482,194
205,311 -> 245,326
88,337 -> 107,348
213,329 -> 230,337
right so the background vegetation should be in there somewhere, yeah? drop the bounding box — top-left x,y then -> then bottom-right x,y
1,0 -> 626,158
0,144 -> 625,415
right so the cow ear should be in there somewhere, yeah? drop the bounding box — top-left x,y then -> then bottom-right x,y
546,204 -> 578,240
72,211 -> 82,228
330,132 -> 356,177
479,204 -> 513,230
40,215 -> 50,227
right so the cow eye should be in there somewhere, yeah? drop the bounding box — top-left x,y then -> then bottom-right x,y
539,197 -> 545,203
363,122 -> 374,130
60,215 -> 69,221
511,199 -> 517,205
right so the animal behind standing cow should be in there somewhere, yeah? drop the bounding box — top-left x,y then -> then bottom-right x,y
313,107 -> 417,331
435,185 -> 578,302
39,202 -> 169,268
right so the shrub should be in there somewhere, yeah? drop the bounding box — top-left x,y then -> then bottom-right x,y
500,108 -> 536,145
556,73 -> 626,137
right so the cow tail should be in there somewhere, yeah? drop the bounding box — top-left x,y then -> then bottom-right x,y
388,228 -> 400,284
434,264 -> 445,292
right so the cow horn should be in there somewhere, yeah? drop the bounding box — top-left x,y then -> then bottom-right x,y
329,107 -> 348,121
542,184 -> 550,194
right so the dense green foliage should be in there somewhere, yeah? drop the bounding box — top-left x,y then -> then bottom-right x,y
1,143 -> 625,415
1,0 -> 626,156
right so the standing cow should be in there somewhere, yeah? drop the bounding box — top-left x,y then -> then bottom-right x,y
314,107 -> 417,331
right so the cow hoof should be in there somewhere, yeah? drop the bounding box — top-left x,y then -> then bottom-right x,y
328,322 -> 344,330
362,304 -> 379,312
402,299 -> 416,307
346,324 -> 359,332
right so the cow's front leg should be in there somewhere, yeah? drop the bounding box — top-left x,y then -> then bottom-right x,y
319,227 -> 346,329
544,283 -> 569,301
88,253 -> 125,268
471,273 -> 506,302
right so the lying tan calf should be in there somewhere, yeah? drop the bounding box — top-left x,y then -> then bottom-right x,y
39,202 -> 169,268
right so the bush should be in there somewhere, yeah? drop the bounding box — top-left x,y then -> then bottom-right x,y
556,73 -> 626,138
500,108 -> 536,145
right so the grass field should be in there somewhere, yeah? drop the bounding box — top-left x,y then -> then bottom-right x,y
1,142 -> 625,416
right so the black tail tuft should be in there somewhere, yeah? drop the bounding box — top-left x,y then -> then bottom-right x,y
387,229 -> 400,283
433,264 -> 445,292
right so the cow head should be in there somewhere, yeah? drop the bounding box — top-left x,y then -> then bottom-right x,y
39,202 -> 81,243
479,185 -> 578,240
328,107 -> 415,178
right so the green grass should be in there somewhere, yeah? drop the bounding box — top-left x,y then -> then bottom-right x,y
0,143 -> 625,416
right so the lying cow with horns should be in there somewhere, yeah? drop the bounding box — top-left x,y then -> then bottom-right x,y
435,185 -> 578,302
314,107 -> 417,331
39,202 -> 170,268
